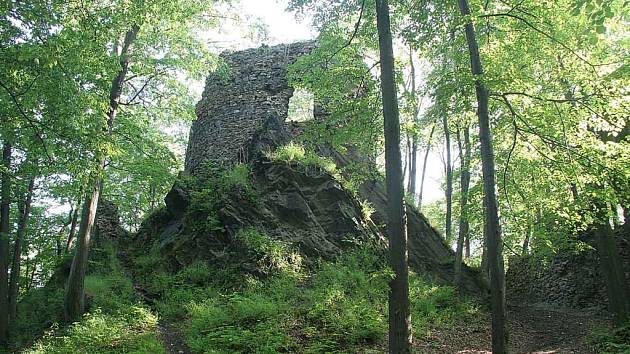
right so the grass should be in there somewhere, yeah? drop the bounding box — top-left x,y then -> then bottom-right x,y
138,232 -> 479,353
26,308 -> 164,354
590,322 -> 630,354
19,240 -> 164,354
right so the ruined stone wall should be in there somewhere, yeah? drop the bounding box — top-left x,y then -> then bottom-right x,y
185,41 -> 317,173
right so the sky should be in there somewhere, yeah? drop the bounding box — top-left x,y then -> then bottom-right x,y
226,0 -> 446,204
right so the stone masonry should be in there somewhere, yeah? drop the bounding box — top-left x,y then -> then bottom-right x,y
185,41 -> 317,173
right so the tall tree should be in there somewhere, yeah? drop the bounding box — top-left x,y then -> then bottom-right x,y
0,142 -> 11,344
8,174 -> 35,326
406,47 -> 419,198
456,0 -> 507,351
375,0 -> 412,352
65,198 -> 81,253
418,120 -> 436,209
64,24 -> 140,322
443,114 -> 453,244
454,124 -> 471,286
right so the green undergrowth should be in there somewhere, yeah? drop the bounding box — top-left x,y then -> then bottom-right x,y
590,322 -> 630,354
19,240 -> 164,354
137,228 -> 479,353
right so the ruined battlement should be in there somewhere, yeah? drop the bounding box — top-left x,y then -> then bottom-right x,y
184,41 -> 317,173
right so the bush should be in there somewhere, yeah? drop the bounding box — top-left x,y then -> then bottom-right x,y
409,276 -> 479,336
236,228 -> 303,275
84,273 -> 135,313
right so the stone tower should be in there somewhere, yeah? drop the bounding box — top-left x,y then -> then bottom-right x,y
184,41 -> 317,173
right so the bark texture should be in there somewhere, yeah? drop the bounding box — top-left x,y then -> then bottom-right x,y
375,0 -> 412,352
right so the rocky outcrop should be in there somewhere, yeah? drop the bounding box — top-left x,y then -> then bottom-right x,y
141,41 -> 485,292
318,145 -> 485,292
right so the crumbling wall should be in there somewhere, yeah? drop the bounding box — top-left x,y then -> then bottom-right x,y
185,41 -> 317,173
506,230 -> 630,310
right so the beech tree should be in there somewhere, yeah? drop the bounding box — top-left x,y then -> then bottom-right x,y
456,0 -> 507,350
375,0 -> 412,352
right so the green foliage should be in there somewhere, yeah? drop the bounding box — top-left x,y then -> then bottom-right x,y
267,142 -> 367,197
267,142 -> 337,175
236,228 -> 303,275
409,278 -> 479,336
590,323 -> 630,353
26,308 -> 163,354
12,286 -> 65,350
130,240 -> 477,354
84,273 -> 135,314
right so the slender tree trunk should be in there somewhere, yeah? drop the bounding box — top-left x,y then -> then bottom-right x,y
521,224 -> 531,256
64,24 -> 139,322
403,132 -> 411,187
407,47 -> 419,199
418,121 -> 437,209
375,1 -> 412,352
455,125 -> 471,287
65,198 -> 81,253
443,115 -> 453,244
8,175 -> 35,327
27,262 -> 35,291
0,142 -> 12,344
457,0 -> 507,351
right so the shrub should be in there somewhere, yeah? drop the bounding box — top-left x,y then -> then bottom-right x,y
84,273 -> 135,313
236,228 -> 303,275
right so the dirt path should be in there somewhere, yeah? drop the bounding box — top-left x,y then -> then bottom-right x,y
414,304 -> 609,353
158,322 -> 191,354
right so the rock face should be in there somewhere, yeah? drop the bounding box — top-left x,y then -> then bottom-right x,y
185,41 -> 317,172
318,145 -> 485,292
506,230 -> 630,310
141,41 -> 485,292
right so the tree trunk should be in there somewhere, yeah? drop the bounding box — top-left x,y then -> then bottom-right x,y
64,24 -> 139,322
418,120 -> 437,209
375,1 -> 412,352
27,261 -> 35,292
443,115 -> 453,244
65,198 -> 81,253
0,142 -> 11,343
8,175 -> 35,326
521,224 -> 531,256
454,125 -> 471,287
457,0 -> 507,351
407,47 -> 419,199
0,142 -> 14,345
596,218 -> 630,326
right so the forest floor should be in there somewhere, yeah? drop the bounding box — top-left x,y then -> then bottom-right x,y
155,303 -> 608,354
414,304 -> 608,353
